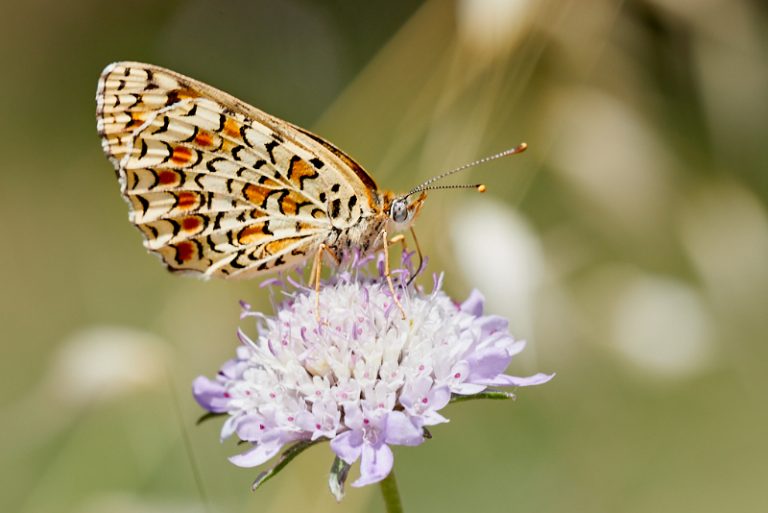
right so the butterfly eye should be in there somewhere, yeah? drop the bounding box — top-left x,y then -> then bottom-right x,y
390,199 -> 409,224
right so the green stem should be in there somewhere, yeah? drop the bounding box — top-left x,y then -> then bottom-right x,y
379,469 -> 404,513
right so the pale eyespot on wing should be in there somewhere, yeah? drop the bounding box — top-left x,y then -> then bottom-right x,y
96,61 -> 386,278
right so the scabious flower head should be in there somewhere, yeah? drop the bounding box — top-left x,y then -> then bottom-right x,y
193,252 -> 552,495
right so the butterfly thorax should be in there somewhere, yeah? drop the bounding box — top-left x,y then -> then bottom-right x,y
323,188 -> 425,263
323,209 -> 388,263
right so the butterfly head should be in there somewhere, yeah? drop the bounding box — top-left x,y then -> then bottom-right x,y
389,192 -> 427,228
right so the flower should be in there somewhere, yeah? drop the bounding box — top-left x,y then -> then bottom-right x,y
193,253 -> 553,494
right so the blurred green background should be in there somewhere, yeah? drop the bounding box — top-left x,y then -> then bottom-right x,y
2,0 -> 767,512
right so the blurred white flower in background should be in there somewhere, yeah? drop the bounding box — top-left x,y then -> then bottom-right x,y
6,325 -> 170,449
582,265 -> 716,379
678,181 -> 768,319
545,88 -> 675,237
611,274 -> 715,378
3,325 -> 172,513
47,326 -> 169,404
450,197 -> 545,342
456,0 -> 535,59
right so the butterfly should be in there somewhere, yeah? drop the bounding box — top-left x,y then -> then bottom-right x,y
96,62 -> 526,296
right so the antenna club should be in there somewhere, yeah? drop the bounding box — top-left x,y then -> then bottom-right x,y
405,143 -> 529,198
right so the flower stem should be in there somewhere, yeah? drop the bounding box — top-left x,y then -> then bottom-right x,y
379,470 -> 404,513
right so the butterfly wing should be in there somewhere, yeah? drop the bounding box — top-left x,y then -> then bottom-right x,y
96,62 -> 380,278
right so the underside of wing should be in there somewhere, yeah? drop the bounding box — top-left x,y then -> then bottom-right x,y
96,62 -> 377,277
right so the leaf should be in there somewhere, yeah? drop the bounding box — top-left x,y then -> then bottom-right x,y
328,456 -> 352,501
251,439 -> 322,490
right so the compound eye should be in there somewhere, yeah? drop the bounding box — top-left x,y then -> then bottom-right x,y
391,199 -> 408,223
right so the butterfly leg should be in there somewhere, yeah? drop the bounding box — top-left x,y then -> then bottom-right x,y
407,226 -> 425,286
388,234 -> 409,268
389,233 -> 407,248
382,229 -> 407,319
311,243 -> 340,321
388,229 -> 424,286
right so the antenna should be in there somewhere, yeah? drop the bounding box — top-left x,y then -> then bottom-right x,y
405,142 -> 527,198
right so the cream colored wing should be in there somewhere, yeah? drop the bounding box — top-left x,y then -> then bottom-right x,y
96,62 -> 379,277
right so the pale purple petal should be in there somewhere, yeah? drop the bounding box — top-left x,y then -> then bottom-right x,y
376,254 -> 386,277
384,411 -> 424,446
460,289 -> 485,316
401,250 -> 415,274
507,339 -> 527,357
229,440 -> 284,468
428,386 -> 452,411
221,415 -> 237,440
295,411 -> 322,439
330,430 -> 364,465
431,272 -> 444,295
478,315 -> 508,338
234,345 -> 251,361
480,372 -> 556,387
352,443 -> 394,487
218,358 -> 242,379
421,410 -> 449,425
451,382 -> 487,395
192,376 -> 229,413
342,403 -> 364,431
234,414 -> 267,442
447,360 -> 471,383
398,375 -> 432,409
236,328 -> 255,347
466,348 -> 512,382
259,278 -> 284,289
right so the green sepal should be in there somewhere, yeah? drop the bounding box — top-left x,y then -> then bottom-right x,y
449,390 -> 515,403
328,456 -> 352,501
196,411 -> 226,425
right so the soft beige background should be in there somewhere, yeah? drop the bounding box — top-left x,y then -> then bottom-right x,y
2,0 -> 767,512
